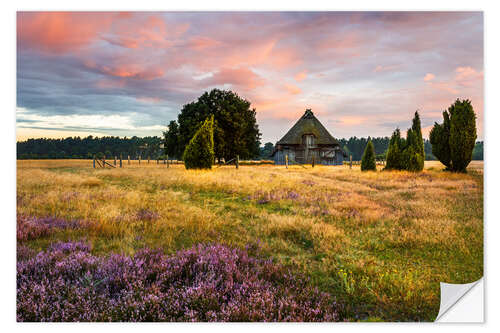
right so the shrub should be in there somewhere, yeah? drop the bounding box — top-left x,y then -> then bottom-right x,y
385,129 -> 402,170
183,115 -> 215,169
17,242 -> 341,322
430,99 -> 477,172
401,129 -> 424,171
410,111 -> 425,171
449,99 -> 477,172
429,111 -> 451,169
361,140 -> 376,171
384,111 -> 424,172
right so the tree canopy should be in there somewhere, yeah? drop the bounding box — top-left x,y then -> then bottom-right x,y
177,89 -> 261,161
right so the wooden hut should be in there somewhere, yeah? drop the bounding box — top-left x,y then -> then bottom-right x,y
271,109 -> 346,165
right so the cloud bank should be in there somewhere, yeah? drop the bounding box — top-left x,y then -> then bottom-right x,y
17,12 -> 483,142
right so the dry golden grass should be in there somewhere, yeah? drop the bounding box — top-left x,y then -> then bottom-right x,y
17,159 -> 483,321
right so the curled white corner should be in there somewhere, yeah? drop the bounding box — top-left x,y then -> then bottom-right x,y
435,277 -> 484,322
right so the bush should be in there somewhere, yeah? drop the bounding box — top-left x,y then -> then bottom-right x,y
449,99 -> 477,172
361,140 -> 376,171
183,115 -> 215,169
429,111 -> 451,169
410,111 -> 425,171
385,129 -> 402,170
384,112 -> 424,172
430,99 -> 477,172
17,242 -> 341,322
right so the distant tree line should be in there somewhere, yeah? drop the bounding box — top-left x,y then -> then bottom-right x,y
16,135 -> 483,161
16,136 -> 164,160
337,137 -> 483,161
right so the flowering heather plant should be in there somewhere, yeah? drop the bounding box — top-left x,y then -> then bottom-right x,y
135,208 -> 160,221
253,189 -> 300,204
17,242 -> 340,322
17,215 -> 83,241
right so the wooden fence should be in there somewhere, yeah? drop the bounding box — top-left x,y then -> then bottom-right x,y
92,154 -> 385,169
93,154 -> 183,168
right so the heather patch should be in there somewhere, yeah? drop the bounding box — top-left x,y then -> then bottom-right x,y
17,215 -> 85,241
253,189 -> 301,204
17,242 -> 341,322
135,208 -> 160,221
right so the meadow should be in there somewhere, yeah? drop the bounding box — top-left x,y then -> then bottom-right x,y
16,159 -> 483,321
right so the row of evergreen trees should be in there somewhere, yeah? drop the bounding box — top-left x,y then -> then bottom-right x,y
360,99 -> 478,173
385,111 -> 425,171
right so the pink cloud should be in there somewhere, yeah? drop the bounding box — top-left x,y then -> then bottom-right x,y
85,61 -> 164,80
455,66 -> 483,87
188,36 -> 221,50
202,67 -> 265,90
424,73 -> 435,81
17,12 -> 117,53
285,83 -> 301,95
294,70 -> 307,81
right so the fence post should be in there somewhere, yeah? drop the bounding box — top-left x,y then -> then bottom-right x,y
114,156 -> 117,166
350,155 -> 352,169
164,155 -> 166,165
167,155 -> 169,168
312,156 -> 315,168
285,154 -> 288,169
236,155 -> 239,169
120,154 -> 122,168
93,155 -> 95,168
148,156 -> 150,164
139,155 -> 141,165
103,156 -> 106,168
128,155 -> 130,165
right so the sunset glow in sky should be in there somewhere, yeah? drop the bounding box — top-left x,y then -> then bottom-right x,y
17,12 -> 483,143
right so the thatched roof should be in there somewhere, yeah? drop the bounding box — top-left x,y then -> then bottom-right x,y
276,109 -> 339,146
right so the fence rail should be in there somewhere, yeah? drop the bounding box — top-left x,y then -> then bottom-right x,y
93,154 -> 184,168
92,155 -> 385,169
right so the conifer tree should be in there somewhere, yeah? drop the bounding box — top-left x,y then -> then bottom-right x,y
385,128 -> 402,170
183,115 -> 215,169
449,99 -> 477,172
429,111 -> 451,169
361,139 -> 376,171
430,99 -> 476,172
411,111 -> 425,171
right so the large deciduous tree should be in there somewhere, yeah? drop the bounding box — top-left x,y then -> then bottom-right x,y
163,120 -> 181,159
177,89 -> 261,162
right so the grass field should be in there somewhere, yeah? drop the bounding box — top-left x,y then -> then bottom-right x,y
16,159 -> 483,321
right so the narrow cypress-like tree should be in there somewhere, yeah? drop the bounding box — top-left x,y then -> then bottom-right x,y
400,130 -> 423,171
449,99 -> 477,172
361,140 -> 376,171
411,111 -> 425,171
183,115 -> 215,170
385,128 -> 402,170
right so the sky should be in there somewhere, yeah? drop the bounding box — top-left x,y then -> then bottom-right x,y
16,11 -> 483,143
